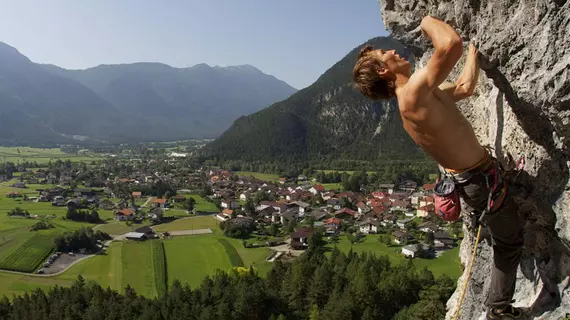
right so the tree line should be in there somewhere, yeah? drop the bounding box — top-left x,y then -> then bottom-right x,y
53,227 -> 111,253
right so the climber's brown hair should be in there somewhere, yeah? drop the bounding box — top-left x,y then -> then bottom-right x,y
352,45 -> 396,100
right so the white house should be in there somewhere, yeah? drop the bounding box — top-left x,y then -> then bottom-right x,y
358,220 -> 380,234
152,198 -> 168,208
115,209 -> 135,221
410,192 -> 424,205
221,199 -> 239,209
401,243 -> 430,258
239,192 -> 251,201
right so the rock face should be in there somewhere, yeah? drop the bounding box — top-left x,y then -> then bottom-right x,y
377,0 -> 570,319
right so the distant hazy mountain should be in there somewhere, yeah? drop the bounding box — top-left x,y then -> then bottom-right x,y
201,37 -> 426,165
0,41 -> 296,146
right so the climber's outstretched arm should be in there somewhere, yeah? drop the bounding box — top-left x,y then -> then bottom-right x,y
439,43 -> 480,102
404,16 -> 463,105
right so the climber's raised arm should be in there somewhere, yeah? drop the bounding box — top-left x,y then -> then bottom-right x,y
439,42 -> 480,102
405,16 -> 463,104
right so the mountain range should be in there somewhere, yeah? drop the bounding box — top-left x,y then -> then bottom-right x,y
0,41 -> 297,145
201,37 -> 426,166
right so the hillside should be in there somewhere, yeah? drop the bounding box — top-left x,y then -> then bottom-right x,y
0,42 -> 121,145
0,41 -> 296,146
201,37 -> 428,166
378,1 -> 570,319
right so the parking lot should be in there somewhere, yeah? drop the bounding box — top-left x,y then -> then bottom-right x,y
39,253 -> 91,275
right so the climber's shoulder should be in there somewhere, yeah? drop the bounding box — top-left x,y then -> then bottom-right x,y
397,69 -> 440,119
399,67 -> 433,104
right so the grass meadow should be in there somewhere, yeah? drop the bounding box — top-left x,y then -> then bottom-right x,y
0,147 -> 99,164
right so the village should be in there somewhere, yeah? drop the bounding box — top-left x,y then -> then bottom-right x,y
1,159 -> 460,266
205,169 -> 459,260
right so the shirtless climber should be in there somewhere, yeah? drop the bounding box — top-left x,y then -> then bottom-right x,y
353,16 -> 524,319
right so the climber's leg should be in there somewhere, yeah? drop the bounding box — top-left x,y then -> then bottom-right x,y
485,194 -> 524,310
457,156 -> 524,314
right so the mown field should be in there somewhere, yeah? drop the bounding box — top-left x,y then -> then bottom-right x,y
0,147 -> 99,164
121,241 -> 160,297
150,241 -> 167,296
163,236 -> 233,288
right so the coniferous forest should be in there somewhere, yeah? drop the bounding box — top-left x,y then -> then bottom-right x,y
0,236 -> 455,320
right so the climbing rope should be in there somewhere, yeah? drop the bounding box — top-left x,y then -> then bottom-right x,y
453,224 -> 483,320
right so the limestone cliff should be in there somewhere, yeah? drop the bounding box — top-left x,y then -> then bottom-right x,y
377,0 -> 570,319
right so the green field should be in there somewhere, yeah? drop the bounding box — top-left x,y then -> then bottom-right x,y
218,238 -> 244,267
0,234 -> 54,272
0,232 -> 272,298
330,234 -> 462,279
322,183 -> 343,191
153,216 -> 219,232
0,272 -> 73,298
163,236 -> 233,288
0,147 -> 99,164
150,241 -> 167,296
189,194 -> 218,213
234,171 -> 280,182
121,241 -> 159,297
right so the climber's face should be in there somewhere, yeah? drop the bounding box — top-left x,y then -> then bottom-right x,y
372,49 -> 411,77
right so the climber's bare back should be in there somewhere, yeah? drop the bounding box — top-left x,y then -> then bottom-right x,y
398,69 -> 485,171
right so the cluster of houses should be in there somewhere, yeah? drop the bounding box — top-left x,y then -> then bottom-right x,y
4,179 -> 173,224
206,170 -> 456,256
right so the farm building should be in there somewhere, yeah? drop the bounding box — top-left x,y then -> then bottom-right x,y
125,232 -> 147,241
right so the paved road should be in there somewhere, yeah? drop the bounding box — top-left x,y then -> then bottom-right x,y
141,196 -> 154,208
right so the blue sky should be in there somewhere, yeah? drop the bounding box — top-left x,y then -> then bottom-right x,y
0,0 -> 388,89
